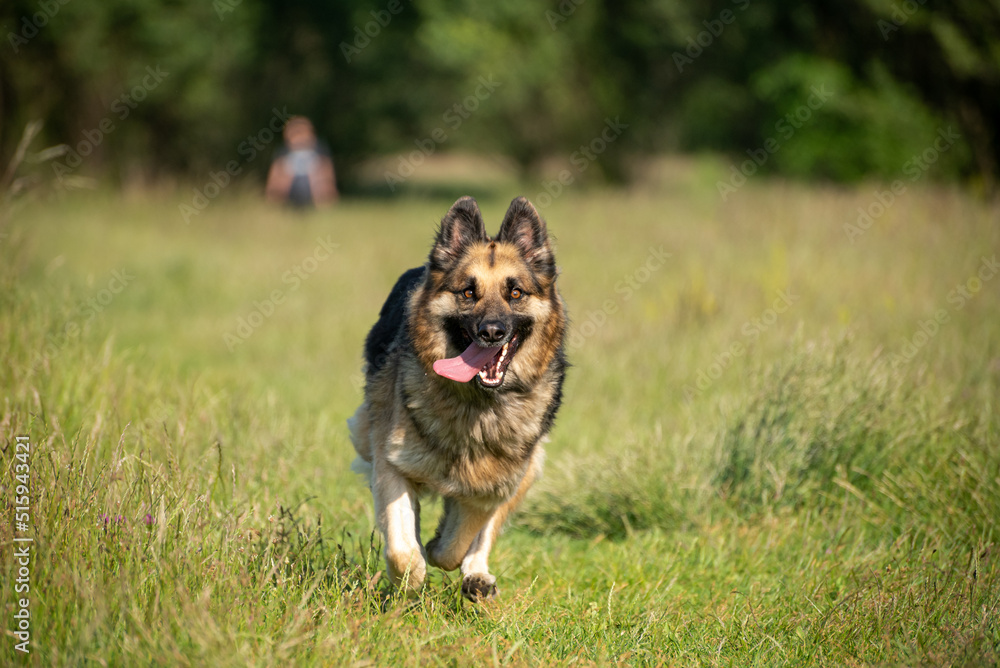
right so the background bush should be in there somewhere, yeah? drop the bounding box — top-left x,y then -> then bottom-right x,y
2,0 -> 998,189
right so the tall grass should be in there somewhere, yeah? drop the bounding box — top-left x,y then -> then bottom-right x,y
1,167 -> 998,664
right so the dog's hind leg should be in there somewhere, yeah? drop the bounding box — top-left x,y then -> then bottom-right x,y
458,447 -> 545,601
373,458 -> 426,594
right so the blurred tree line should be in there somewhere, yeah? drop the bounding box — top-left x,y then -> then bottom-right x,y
1,0 -> 997,192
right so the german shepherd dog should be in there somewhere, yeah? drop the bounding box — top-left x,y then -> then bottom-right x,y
348,196 -> 567,601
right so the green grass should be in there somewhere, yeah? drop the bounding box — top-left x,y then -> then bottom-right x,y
2,164 -> 999,665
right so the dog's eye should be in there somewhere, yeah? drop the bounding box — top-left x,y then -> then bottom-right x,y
462,289 -> 475,299
510,288 -> 522,300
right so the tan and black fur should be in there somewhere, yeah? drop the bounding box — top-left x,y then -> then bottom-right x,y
348,196 -> 567,601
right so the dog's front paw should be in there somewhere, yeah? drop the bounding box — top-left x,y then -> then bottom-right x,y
461,573 -> 498,602
426,537 -> 462,571
386,546 -> 427,593
425,537 -> 444,568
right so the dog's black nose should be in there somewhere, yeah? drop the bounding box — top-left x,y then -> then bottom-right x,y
478,321 -> 506,343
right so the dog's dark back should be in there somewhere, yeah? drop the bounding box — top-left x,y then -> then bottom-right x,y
364,266 -> 426,374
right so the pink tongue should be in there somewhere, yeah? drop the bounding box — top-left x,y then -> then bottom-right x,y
432,342 -> 500,383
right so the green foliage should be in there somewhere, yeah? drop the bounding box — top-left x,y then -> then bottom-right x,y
2,0 -> 259,175
2,0 -> 997,187
749,56 -> 965,181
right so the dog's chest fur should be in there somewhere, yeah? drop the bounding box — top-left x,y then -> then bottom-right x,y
380,357 -> 554,503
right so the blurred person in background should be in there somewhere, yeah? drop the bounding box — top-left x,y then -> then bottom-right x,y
266,116 -> 338,208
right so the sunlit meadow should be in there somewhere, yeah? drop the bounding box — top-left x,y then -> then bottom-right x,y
2,159 -> 998,665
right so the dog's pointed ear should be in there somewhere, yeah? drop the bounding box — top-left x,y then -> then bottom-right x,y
497,196 -> 555,279
431,196 -> 488,270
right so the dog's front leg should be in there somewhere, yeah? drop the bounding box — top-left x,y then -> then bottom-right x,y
425,497 -> 492,574
373,458 -> 426,594
458,447 -> 545,601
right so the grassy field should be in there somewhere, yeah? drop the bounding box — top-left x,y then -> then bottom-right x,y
1,162 -> 999,665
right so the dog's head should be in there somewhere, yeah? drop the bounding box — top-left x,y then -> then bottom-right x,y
421,196 -> 563,390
